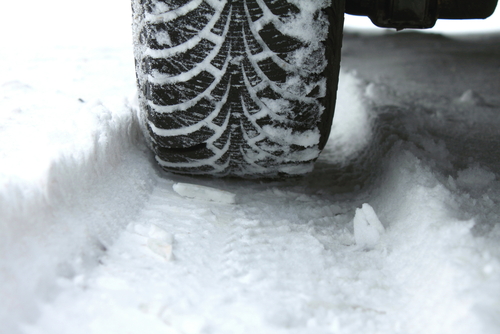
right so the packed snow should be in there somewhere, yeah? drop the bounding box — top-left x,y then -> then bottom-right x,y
353,203 -> 385,250
1,1 -> 500,334
172,183 -> 236,204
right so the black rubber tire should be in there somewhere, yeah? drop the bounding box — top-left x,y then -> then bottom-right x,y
132,0 -> 344,177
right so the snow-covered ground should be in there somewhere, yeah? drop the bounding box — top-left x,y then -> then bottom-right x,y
1,1 -> 500,333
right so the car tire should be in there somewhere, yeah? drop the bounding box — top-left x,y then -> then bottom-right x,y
132,0 -> 344,177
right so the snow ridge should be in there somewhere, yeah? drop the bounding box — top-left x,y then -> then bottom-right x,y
0,95 -> 156,334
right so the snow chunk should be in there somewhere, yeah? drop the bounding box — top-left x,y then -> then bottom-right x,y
353,203 -> 385,249
281,0 -> 331,43
456,89 -> 487,106
147,225 -> 173,261
262,125 -> 320,147
173,183 -> 236,204
147,224 -> 173,243
456,166 -> 496,191
147,238 -> 173,261
130,223 -> 150,237
128,223 -> 174,260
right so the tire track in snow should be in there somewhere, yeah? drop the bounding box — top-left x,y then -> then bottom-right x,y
19,71 -> 403,334
22,67 -> 500,334
24,176 -> 401,334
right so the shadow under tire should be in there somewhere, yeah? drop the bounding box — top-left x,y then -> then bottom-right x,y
132,0 -> 344,177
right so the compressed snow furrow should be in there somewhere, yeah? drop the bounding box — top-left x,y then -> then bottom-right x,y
240,70 -> 272,120
241,7 -> 300,73
146,9 -> 232,84
144,0 -> 204,23
244,51 -> 319,103
239,126 -> 269,156
204,0 -> 227,12
156,136 -> 231,168
148,61 -> 222,85
239,62 -> 320,130
251,0 -> 275,30
147,83 -> 230,136
144,32 -> 224,59
206,110 -> 232,145
239,154 -> 269,174
145,58 -> 230,113
142,5 -> 224,59
237,143 -> 273,174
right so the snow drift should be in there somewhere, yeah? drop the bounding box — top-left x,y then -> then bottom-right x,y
0,88 -> 156,333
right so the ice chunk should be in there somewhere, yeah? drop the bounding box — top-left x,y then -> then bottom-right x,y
147,238 -> 173,261
173,183 -> 236,204
147,225 -> 173,261
129,223 -> 150,237
456,89 -> 487,106
128,223 -> 174,260
148,224 -> 173,244
353,203 -> 385,249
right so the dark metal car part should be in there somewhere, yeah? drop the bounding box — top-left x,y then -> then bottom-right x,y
346,0 -> 498,29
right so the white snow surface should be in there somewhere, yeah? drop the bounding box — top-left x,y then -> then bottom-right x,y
1,2 -> 500,333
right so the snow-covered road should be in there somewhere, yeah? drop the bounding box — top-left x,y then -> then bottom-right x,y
1,6 -> 500,333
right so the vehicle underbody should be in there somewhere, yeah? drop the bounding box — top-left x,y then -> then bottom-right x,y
346,0 -> 498,29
